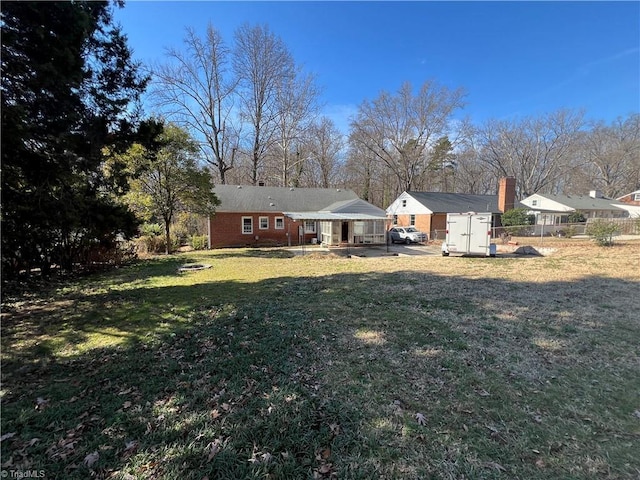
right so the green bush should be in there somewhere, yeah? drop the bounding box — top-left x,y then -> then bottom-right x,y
501,207 -> 535,235
140,223 -> 163,237
586,219 -> 619,246
568,211 -> 586,223
136,223 -> 180,254
190,234 -> 208,250
564,225 -> 577,238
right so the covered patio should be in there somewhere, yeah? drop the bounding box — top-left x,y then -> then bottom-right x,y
284,198 -> 389,247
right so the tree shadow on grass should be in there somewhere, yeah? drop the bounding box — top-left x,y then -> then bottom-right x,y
204,248 -> 297,260
1,268 -> 639,479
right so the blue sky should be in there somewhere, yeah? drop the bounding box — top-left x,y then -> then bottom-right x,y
114,1 -> 639,132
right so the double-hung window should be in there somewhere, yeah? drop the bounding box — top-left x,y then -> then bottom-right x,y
275,217 -> 284,229
242,216 -> 253,234
259,216 -> 269,230
304,221 -> 316,234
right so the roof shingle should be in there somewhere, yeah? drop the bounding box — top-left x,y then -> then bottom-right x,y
213,185 -> 359,213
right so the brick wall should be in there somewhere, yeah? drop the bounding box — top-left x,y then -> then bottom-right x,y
392,214 -> 432,241
498,177 -> 516,212
209,212 -> 317,248
618,193 -> 640,206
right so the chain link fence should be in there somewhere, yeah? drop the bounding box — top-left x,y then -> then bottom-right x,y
431,217 -> 640,243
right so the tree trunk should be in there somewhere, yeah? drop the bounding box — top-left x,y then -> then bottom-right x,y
164,218 -> 172,255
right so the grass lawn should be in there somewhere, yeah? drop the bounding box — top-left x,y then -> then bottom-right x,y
2,239 -> 639,479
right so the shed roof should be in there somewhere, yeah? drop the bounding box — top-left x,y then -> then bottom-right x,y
213,185 -> 359,213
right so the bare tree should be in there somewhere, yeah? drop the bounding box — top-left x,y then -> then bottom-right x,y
343,129 -> 394,207
349,81 -> 466,194
233,24 -> 295,185
573,114 -> 640,197
476,109 -> 585,197
451,141 -> 497,195
269,68 -> 321,187
151,25 -> 239,184
301,117 -> 344,188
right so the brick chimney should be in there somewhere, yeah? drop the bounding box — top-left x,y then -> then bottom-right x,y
498,177 -> 516,212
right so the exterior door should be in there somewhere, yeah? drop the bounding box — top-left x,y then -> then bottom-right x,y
341,222 -> 349,242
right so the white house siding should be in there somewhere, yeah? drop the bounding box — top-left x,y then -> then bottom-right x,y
386,192 -> 433,217
520,195 -> 574,213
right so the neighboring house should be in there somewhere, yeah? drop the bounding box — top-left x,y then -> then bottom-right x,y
520,190 -> 629,230
386,177 -> 517,240
208,185 -> 387,248
617,190 -> 640,205
616,190 -> 640,217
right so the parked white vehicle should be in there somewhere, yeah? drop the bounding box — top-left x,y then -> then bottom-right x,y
389,226 -> 427,244
441,212 -> 496,257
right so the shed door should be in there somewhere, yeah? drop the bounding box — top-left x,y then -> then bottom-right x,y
341,222 -> 349,242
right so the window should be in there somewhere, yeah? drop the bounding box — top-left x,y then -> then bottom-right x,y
634,193 -> 640,201
393,214 -> 398,225
410,214 -> 416,226
242,216 -> 253,234
275,217 -> 284,229
259,216 -> 269,230
401,199 -> 407,207
532,199 -> 538,206
304,221 -> 316,233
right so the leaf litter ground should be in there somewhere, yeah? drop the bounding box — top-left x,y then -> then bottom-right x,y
2,239 -> 639,479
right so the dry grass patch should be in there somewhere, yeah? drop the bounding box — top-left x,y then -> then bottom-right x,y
2,240 -> 639,479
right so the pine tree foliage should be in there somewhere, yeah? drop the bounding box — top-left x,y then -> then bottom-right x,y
1,1 -> 148,276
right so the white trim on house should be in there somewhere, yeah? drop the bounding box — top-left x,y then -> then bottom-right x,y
520,194 -> 575,213
386,192 -> 433,216
242,216 -> 253,234
616,204 -> 640,218
520,193 -> 629,226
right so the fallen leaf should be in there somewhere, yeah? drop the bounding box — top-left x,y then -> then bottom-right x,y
316,463 -> 333,474
122,401 -> 132,409
122,440 -> 138,459
0,432 -> 16,442
83,451 -> 99,468
206,440 -> 222,462
633,410 -> 640,419
484,461 -> 506,472
35,397 -> 49,410
415,413 -> 427,426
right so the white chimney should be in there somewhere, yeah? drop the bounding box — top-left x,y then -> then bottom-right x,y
589,190 -> 603,199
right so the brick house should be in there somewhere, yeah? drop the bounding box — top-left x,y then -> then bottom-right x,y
208,185 -> 387,248
385,177 -> 517,241
616,190 -> 640,217
617,190 -> 640,205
